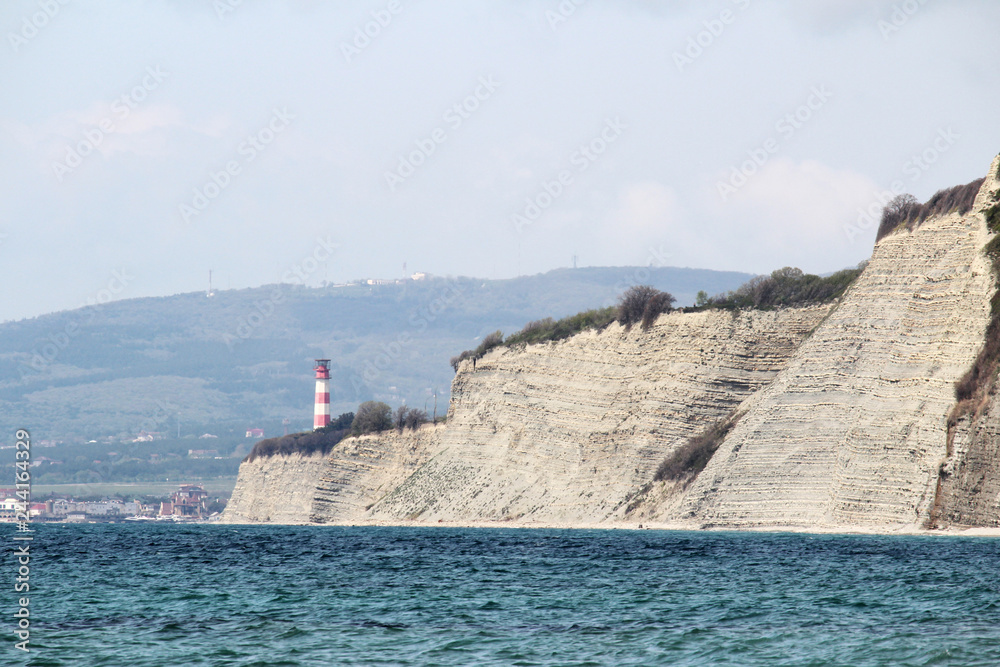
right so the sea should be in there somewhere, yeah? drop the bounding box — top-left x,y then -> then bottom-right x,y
6,524 -> 1000,666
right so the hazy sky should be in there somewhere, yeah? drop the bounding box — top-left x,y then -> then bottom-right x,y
2,0 -> 998,322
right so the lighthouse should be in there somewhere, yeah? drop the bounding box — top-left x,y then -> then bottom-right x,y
313,359 -> 331,430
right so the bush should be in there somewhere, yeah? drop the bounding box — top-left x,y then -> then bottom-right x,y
351,401 -> 393,436
406,408 -> 428,430
876,194 -> 919,241
316,411 -> 354,434
654,412 -> 741,482
394,406 -> 429,432
617,286 -> 675,329
706,265 -> 863,310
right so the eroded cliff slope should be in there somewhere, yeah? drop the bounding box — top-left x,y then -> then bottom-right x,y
362,307 -> 834,524
224,305 -> 832,524
224,450 -> 329,524
672,158 -> 999,530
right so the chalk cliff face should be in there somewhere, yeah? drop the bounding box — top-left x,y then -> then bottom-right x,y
310,424 -> 446,523
674,164 -> 997,529
935,403 -> 1000,527
362,306 -> 832,524
223,450 -> 328,524
223,306 -> 831,524
223,155 -> 1000,531
929,160 -> 1000,528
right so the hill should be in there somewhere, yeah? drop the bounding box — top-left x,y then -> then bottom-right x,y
0,265 -> 752,450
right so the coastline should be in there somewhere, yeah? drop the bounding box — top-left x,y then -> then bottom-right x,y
220,516 -> 1000,537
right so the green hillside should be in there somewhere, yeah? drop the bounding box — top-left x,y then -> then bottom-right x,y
0,266 -> 752,448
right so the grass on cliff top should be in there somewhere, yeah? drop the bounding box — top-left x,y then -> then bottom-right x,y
244,427 -> 350,463
244,406 -> 437,462
449,308 -> 620,371
449,286 -> 678,370
245,412 -> 355,462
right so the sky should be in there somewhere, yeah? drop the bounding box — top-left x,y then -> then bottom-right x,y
1,0 -> 998,322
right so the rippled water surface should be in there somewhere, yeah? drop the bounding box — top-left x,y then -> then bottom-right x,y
11,525 -> 1000,665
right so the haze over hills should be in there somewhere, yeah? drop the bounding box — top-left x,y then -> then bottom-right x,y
0,265 -> 753,445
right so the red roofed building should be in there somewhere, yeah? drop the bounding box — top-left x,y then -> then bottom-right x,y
171,485 -> 208,517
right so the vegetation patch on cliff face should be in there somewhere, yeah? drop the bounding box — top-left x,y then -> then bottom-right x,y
654,410 -> 743,484
875,178 -> 985,242
950,185 -> 1000,423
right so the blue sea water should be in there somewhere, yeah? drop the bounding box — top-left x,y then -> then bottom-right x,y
6,525 -> 1000,666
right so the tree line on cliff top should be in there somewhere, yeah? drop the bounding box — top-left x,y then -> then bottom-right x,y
245,401 -> 433,462
449,265 -> 866,372
876,178 -> 985,242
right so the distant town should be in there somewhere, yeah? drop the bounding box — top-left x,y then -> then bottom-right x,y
0,483 -> 224,523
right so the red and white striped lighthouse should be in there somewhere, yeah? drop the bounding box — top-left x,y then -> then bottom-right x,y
313,359 -> 331,430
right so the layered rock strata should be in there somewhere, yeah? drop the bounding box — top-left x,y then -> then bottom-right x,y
675,162 -> 998,529
929,158 -> 1000,527
223,450 -> 328,524
225,306 -> 832,524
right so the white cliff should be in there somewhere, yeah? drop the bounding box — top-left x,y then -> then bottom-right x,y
223,155 -> 1000,533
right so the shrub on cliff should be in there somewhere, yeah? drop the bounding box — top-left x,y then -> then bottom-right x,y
706,265 -> 863,310
985,201 -> 1000,234
245,412 -> 354,462
617,285 -> 676,330
352,400 -> 393,436
654,411 -> 742,483
394,405 -> 429,432
876,194 -> 919,241
317,411 -> 354,434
